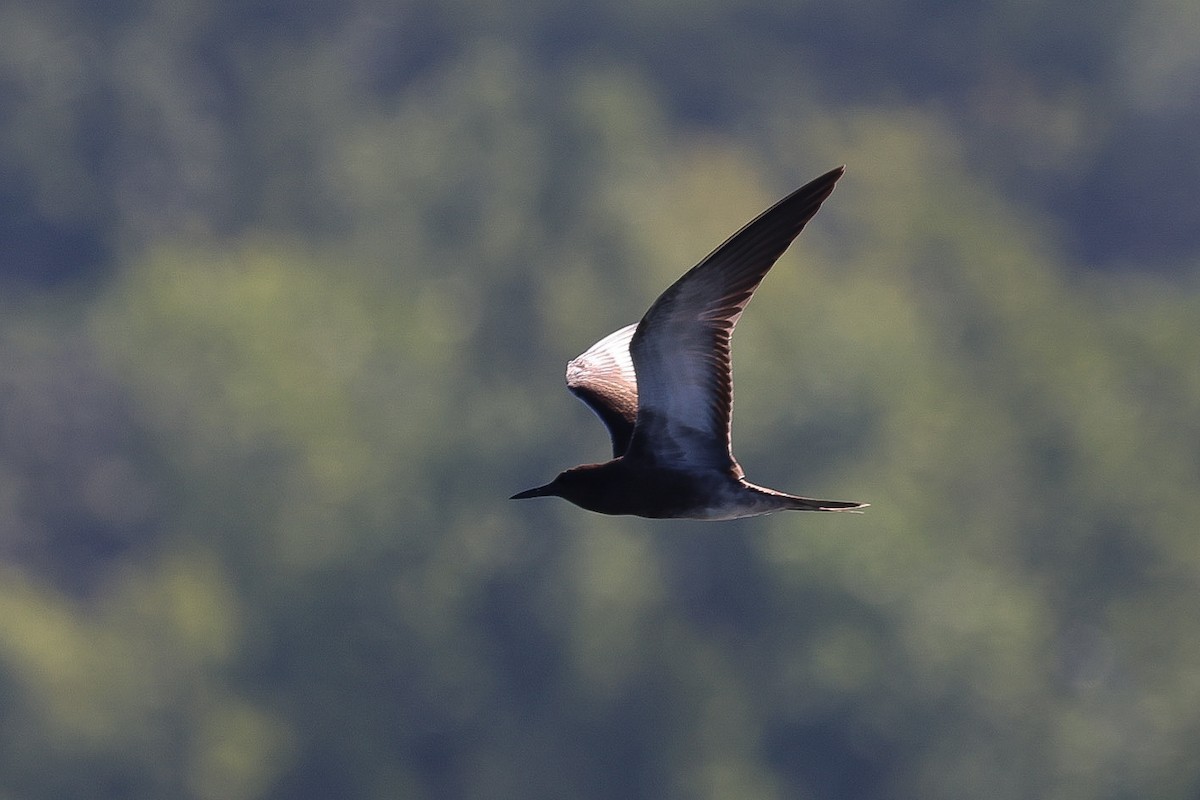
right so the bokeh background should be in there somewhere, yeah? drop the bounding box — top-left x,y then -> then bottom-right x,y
3,1 -> 1200,797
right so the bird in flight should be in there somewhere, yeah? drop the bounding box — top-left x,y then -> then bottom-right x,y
511,166 -> 866,519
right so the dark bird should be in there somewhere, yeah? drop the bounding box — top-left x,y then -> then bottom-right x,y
511,166 -> 867,519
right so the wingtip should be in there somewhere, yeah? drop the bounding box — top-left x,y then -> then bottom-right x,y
799,165 -> 846,200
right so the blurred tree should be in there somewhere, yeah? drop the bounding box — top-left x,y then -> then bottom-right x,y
0,311 -> 169,595
0,4 -> 1198,800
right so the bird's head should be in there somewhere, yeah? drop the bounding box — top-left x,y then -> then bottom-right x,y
509,464 -> 606,508
509,478 -> 560,501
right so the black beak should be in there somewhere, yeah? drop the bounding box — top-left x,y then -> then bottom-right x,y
510,482 -> 553,500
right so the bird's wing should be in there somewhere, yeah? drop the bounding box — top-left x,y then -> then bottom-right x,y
625,166 -> 845,474
566,322 -> 639,457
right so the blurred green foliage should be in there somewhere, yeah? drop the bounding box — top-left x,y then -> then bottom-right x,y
1,1 -> 1199,798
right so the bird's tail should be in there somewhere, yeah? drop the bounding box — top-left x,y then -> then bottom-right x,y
785,496 -> 868,513
747,482 -> 868,513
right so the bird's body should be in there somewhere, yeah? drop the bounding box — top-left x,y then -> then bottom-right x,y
512,166 -> 866,519
519,460 -> 852,520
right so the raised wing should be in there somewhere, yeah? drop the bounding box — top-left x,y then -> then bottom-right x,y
566,322 -> 639,457
625,166 -> 845,473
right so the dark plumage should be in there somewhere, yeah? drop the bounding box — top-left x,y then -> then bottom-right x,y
512,166 -> 867,519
